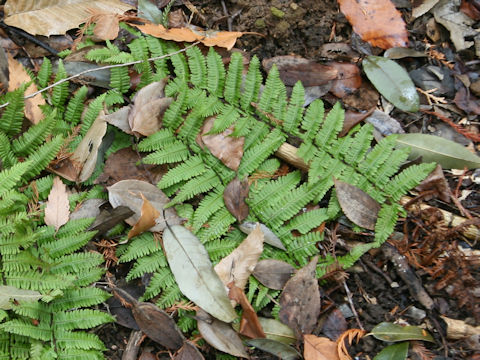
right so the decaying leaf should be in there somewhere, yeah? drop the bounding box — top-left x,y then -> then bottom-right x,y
198,116 -> 244,171
8,53 -> 45,124
258,317 -> 296,345
303,334 -> 339,360
131,22 -> 245,50
128,80 -> 173,136
239,222 -> 286,250
334,178 -> 381,230
103,106 -> 132,134
415,164 -> 450,202
196,309 -> 249,358
127,194 -> 161,239
223,178 -> 249,222
322,309 -> 348,342
173,341 -> 205,360
228,283 -> 265,339
338,0 -> 408,49
108,179 -> 181,232
214,223 -> 263,291
90,12 -> 122,40
253,259 -> 295,290
3,0 -> 134,36
163,225 -> 237,323
279,256 -> 320,338
44,176 -> 70,231
0,286 -> 42,310
88,206 -> 134,237
328,62 -> 362,98
246,338 -> 301,360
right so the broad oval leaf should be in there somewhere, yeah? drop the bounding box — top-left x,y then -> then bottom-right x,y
363,56 -> 419,112
253,259 -> 295,290
395,133 -> 480,169
163,225 -> 237,323
258,317 -> 296,345
246,338 -> 300,360
373,341 -> 409,360
371,322 -> 434,342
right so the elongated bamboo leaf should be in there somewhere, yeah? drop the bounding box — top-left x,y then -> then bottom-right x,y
163,225 -> 237,323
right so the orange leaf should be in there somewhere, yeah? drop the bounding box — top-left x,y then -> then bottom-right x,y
336,328 -> 366,360
44,176 -> 70,231
304,334 -> 339,360
128,193 -> 161,239
338,0 -> 408,49
131,22 -> 244,50
7,54 -> 45,124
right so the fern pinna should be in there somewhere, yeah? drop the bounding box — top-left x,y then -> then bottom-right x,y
116,39 -> 434,315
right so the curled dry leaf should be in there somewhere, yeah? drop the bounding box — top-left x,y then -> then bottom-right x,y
196,309 -> 249,358
44,176 -> 70,231
108,179 -> 181,232
103,105 -> 132,134
253,259 -> 295,290
127,193 -> 161,239
131,22 -> 244,50
334,178 -> 381,230
338,0 -> 408,49
223,178 -> 249,222
279,256 -> 321,339
7,53 -> 45,124
336,328 -> 367,360
239,222 -> 286,250
199,116 -> 244,171
214,223 -> 264,291
303,334 -> 339,360
228,283 -> 266,339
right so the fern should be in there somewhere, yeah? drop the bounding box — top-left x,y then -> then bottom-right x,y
51,60 -> 69,108
37,58 -> 52,89
0,86 -> 26,135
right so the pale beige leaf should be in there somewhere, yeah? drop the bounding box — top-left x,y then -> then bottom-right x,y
4,0 -> 134,36
214,223 -> 263,291
44,176 -> 70,231
93,13 -> 121,40
7,54 -> 45,124
304,334 -> 339,360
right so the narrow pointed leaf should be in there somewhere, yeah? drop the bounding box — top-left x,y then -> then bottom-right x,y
371,322 -> 434,342
163,225 -> 237,323
246,338 -> 300,360
373,341 -> 409,360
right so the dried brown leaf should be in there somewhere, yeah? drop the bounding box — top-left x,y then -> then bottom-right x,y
223,178 -> 249,222
4,0 -> 134,36
415,164 -> 450,202
44,176 -> 70,231
199,116 -> 244,171
303,334 -> 339,360
173,342 -> 205,360
103,106 -> 132,134
92,12 -> 121,40
7,54 -> 45,124
338,0 -> 408,49
328,62 -> 362,98
228,283 -> 266,339
252,259 -> 295,290
322,309 -> 348,342
336,329 -> 366,360
214,223 -> 263,291
279,256 -> 321,338
334,178 -> 381,230
128,193 -> 161,239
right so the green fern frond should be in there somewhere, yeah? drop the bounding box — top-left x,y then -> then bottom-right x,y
301,99 -> 324,141
197,207 -> 236,243
258,65 -> 286,118
137,128 -> 176,151
385,163 -> 436,201
142,268 -> 176,301
21,135 -> 63,183
50,288 -> 110,312
223,52 -> 243,104
157,155 -> 206,189
55,331 -> 105,351
187,46 -> 207,88
240,56 -> 262,111
42,230 -> 97,259
142,141 -> 190,165
315,102 -> 344,147
206,47 -> 226,97
65,86 -> 88,126
126,253 -> 168,282
80,94 -> 106,136
109,67 -> 130,94
156,283 -> 183,308
145,36 -> 169,78
170,169 -> 222,205
283,82 -> 305,134
52,60 -> 69,108
166,43 -> 189,82
0,131 -> 18,167
0,86 -> 26,135
286,208 -> 329,234
12,109 -> 57,156
0,162 -> 30,197
118,233 -> 160,263
37,58 -> 52,89
207,104 -> 240,134
192,187 -> 225,231
0,320 -> 52,341
53,310 -> 113,331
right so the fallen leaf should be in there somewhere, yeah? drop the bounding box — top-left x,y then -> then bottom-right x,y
258,317 -> 296,344
44,176 -> 70,231
138,0 -> 164,24
198,116 -> 244,171
252,259 -> 295,290
336,329 -> 366,360
415,164 -> 450,202
373,342 -> 409,360
92,12 -> 121,40
338,0 -> 408,49
128,80 -> 173,136
279,256 -> 321,338
70,198 -> 105,221
328,62 -> 362,98
131,22 -> 244,50
454,86 -> 480,115
0,286 -> 42,310
214,223 -> 263,291
395,133 -> 480,169
103,106 -> 132,134
334,178 -> 381,230
196,309 -> 249,358
108,179 -> 181,232
339,109 -> 375,137
362,56 -> 419,112
461,0 -> 480,20
3,0 -> 134,36
322,309 -> 348,342
88,206 -> 135,237
163,225 -> 237,323
303,334 -> 339,360
8,53 -> 45,124
0,47 -> 9,89
128,194 -> 161,239
173,341 -> 205,360
228,284 -> 265,339
246,338 -> 301,360
223,178 -> 249,222
412,0 -> 440,18
239,222 -> 286,250
365,109 -> 405,136
371,322 -> 434,342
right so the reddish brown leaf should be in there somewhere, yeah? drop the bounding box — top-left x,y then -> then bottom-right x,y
338,0 -> 408,49
223,178 -> 249,222
173,342 -> 205,360
342,82 -> 380,111
44,176 -> 70,231
304,334 -> 339,360
461,0 -> 480,20
454,86 -> 480,115
328,62 -> 362,98
228,283 -> 266,339
339,109 -> 374,137
127,193 -> 161,239
415,164 -> 450,203
198,116 -> 244,171
322,309 -> 348,342
253,259 -> 295,290
336,329 -> 366,360
279,256 -> 321,338
334,178 -> 381,230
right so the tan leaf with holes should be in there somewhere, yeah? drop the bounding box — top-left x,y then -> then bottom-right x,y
44,176 -> 70,231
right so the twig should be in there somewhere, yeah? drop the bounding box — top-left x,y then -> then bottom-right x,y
122,330 -> 144,360
421,109 -> 480,143
342,280 -> 364,330
0,41 -> 201,110
0,21 -> 59,56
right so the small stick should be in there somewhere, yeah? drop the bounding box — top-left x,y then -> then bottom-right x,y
122,330 -> 144,360
342,280 -> 364,330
